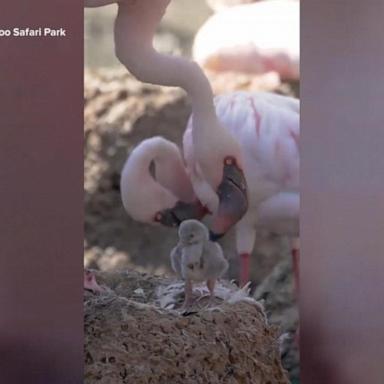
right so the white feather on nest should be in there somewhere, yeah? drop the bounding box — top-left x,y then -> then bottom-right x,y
156,279 -> 265,314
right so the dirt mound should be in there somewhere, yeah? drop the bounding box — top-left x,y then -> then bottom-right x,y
84,270 -> 289,384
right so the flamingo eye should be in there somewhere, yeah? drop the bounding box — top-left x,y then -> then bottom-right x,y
154,212 -> 162,222
224,156 -> 236,166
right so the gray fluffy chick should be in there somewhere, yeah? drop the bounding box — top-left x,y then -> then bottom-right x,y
170,219 -> 228,308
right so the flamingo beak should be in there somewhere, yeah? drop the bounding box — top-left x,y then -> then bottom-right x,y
209,157 -> 248,241
156,200 -> 207,228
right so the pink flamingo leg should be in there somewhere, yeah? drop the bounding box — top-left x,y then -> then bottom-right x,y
240,253 -> 251,287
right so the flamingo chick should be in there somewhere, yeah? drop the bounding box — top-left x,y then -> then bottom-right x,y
183,91 -> 299,287
170,219 -> 228,308
120,136 -> 206,227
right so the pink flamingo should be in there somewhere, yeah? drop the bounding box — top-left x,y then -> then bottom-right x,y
84,0 -> 247,237
120,92 -> 300,289
183,91 -> 299,287
193,0 -> 300,80
85,0 -> 299,290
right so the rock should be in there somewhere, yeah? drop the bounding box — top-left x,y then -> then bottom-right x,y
84,270 -> 290,384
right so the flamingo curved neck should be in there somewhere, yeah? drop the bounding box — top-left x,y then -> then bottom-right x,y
114,2 -> 220,132
121,138 -> 183,221
132,138 -> 195,202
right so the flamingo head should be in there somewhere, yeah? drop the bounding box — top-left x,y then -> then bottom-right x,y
191,118 -> 248,241
120,137 -> 208,228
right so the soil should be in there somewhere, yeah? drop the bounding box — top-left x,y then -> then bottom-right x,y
84,270 -> 290,384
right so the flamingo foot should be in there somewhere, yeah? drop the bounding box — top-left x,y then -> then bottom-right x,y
240,253 -> 251,288
195,294 -> 213,309
84,270 -> 104,293
193,280 -> 218,309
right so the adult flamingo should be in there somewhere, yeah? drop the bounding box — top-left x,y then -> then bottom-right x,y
120,92 -> 299,288
183,91 -> 299,287
85,0 -> 299,289
110,1 -> 298,260
193,0 -> 300,80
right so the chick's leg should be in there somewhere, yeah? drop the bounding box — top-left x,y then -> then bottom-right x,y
207,278 -> 216,298
203,278 -> 218,307
182,279 -> 194,309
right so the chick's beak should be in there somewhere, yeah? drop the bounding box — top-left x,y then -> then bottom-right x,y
210,157 -> 248,241
156,200 -> 208,228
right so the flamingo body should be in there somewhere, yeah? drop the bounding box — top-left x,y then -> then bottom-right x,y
193,1 -> 300,79
183,91 -> 299,284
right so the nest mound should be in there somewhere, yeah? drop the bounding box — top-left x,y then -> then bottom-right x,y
84,270 -> 289,384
